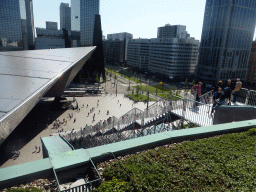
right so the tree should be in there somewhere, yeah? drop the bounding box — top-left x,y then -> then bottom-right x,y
109,72 -> 112,81
127,86 -> 131,94
185,79 -> 189,88
95,74 -> 99,83
114,74 -> 117,86
136,86 -> 140,99
95,74 -> 100,93
192,79 -> 195,87
103,76 -> 107,91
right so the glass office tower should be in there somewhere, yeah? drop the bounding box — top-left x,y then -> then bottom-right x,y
197,0 -> 256,83
71,0 -> 80,31
60,3 -> 71,31
0,0 -> 28,51
80,0 -> 99,46
25,0 -> 35,49
0,0 -> 35,51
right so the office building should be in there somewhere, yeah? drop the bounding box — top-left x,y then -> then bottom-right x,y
127,26 -> 199,81
197,0 -> 256,84
0,0 -> 35,51
35,21 -> 80,49
103,32 -> 133,66
157,24 -> 189,39
80,0 -> 99,46
46,21 -> 58,30
103,40 -> 126,66
25,0 -> 35,49
247,41 -> 256,85
82,14 -> 105,79
71,0 -> 80,31
107,33 -> 133,41
60,3 -> 71,31
126,39 -> 150,71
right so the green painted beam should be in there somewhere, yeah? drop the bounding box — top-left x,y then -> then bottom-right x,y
0,158 -> 52,185
50,149 -> 90,172
1,119 -> 255,188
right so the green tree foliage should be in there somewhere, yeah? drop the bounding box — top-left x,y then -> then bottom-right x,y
192,79 -> 195,87
185,79 -> 189,87
127,86 -> 131,94
95,74 -> 99,83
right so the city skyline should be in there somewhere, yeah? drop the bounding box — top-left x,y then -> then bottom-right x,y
32,0 -> 212,40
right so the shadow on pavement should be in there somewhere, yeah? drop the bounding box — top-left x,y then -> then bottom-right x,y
0,98 -> 71,167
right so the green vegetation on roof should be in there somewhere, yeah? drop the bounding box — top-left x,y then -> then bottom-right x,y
126,94 -> 155,101
94,128 -> 256,191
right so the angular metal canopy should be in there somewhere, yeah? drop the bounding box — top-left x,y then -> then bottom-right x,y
0,47 -> 96,145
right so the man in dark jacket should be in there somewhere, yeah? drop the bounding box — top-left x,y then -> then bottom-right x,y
225,79 -> 235,105
211,87 -> 225,115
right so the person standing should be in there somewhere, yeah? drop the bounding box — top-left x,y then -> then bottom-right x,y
226,79 -> 235,104
232,78 -> 242,104
191,82 -> 202,106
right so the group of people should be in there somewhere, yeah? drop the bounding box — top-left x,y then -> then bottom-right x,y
191,78 -> 243,115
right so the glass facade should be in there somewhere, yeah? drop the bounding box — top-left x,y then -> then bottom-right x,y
71,0 -> 80,31
80,0 -> 99,46
25,0 -> 35,48
60,3 -> 71,31
0,0 -> 28,51
197,0 -> 256,83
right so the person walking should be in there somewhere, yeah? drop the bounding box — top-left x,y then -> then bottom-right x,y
191,82 -> 202,107
232,78 -> 242,104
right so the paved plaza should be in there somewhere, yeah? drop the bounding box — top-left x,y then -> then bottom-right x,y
0,93 -> 155,168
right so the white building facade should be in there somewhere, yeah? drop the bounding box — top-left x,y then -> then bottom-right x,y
127,36 -> 199,81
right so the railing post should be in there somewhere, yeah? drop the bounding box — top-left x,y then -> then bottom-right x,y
245,90 -> 250,105
181,99 -> 186,128
141,113 -> 144,126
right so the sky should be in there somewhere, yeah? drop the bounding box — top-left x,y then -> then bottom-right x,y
33,0 -> 206,40
33,0 -> 256,40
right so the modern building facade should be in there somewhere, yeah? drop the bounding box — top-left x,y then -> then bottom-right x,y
80,0 -> 99,46
60,3 -> 71,31
35,21 -> 80,49
35,38 -> 65,49
107,33 -> 133,41
247,41 -> 256,85
0,0 -> 35,51
25,0 -> 35,49
157,24 -> 189,39
149,37 -> 199,81
127,32 -> 199,81
126,39 -> 150,71
71,0 -> 80,31
197,0 -> 256,84
46,21 -> 58,30
103,40 -> 126,66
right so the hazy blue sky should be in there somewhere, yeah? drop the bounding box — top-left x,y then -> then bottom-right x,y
33,0 -> 256,40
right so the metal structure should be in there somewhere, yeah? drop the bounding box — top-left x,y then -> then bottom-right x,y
0,47 -> 96,145
58,87 -> 256,151
60,99 -> 171,149
200,88 -> 256,106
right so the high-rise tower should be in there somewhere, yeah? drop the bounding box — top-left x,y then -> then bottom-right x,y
71,0 -> 80,31
25,0 -> 35,49
0,0 -> 35,51
60,3 -> 71,31
80,0 -> 99,46
197,0 -> 256,83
